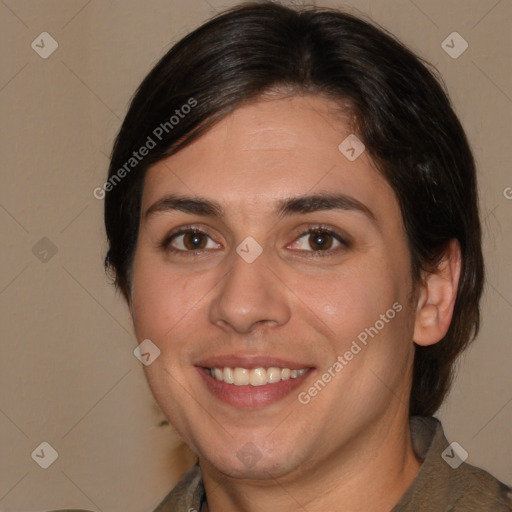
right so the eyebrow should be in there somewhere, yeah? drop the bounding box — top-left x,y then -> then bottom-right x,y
144,191 -> 376,224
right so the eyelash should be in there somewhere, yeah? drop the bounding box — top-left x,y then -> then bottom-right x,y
160,224 -> 350,258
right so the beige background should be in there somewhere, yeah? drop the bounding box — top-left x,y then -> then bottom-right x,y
0,0 -> 510,510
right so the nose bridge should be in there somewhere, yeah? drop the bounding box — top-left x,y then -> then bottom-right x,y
209,242 -> 290,333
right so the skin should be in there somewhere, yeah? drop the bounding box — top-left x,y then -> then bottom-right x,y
129,94 -> 461,512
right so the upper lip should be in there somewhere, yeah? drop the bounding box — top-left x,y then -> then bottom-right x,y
195,354 -> 313,370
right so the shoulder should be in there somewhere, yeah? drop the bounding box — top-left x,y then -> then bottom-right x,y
448,460 -> 512,511
394,416 -> 512,511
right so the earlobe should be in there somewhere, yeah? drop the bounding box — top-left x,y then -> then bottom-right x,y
413,240 -> 462,347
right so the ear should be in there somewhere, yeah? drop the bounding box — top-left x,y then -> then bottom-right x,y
413,240 -> 462,347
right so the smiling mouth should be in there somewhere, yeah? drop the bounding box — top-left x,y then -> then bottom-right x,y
206,366 -> 309,386
197,362 -> 313,408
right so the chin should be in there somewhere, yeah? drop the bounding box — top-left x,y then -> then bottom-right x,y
197,435 -> 308,481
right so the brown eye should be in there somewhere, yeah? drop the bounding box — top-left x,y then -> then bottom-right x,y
289,226 -> 349,257
163,228 -> 220,254
308,230 -> 334,251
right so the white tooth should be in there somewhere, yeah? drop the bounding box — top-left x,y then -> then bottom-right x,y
267,367 -> 281,383
210,366 -> 307,385
223,367 -> 234,384
233,367 -> 250,386
250,367 -> 267,386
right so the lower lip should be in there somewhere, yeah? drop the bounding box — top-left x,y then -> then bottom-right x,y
197,367 -> 312,409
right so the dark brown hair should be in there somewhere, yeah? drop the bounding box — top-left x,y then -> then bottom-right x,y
104,1 -> 484,416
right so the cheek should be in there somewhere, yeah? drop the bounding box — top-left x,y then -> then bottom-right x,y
301,264 -> 401,348
130,255 -> 219,347
130,254 -> 184,337
309,269 -> 413,382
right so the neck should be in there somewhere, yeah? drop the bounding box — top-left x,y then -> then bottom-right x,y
200,413 -> 421,512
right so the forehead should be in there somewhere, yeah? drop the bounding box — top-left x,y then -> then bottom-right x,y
141,94 -> 398,224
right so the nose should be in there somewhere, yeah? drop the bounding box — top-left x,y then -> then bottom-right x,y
209,245 -> 291,335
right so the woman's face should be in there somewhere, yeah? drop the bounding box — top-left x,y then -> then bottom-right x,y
130,94 -> 418,479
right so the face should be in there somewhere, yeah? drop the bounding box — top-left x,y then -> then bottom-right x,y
130,94 -> 418,480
